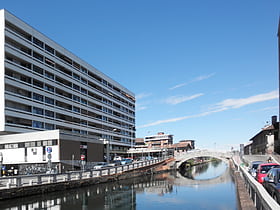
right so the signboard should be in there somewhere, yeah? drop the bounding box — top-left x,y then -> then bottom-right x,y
46,147 -> 52,154
81,154 -> 85,161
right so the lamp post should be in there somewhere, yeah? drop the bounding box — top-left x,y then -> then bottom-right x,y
101,139 -> 110,164
0,152 -> 3,177
130,126 -> 135,159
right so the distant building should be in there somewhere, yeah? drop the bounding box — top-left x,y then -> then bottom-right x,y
172,140 -> 195,152
145,132 -> 173,149
134,138 -> 146,148
245,116 -> 280,155
0,9 -> 135,173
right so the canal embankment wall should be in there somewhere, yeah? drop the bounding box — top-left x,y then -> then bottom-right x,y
0,158 -> 170,200
229,159 -> 256,210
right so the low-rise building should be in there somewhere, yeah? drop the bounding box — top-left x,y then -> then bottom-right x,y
244,116 -> 280,155
172,140 -> 195,152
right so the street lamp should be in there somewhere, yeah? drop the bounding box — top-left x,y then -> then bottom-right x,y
130,127 -> 135,159
0,152 -> 3,177
101,139 -> 110,164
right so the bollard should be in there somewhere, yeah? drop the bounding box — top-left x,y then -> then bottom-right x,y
37,176 -> 42,184
6,182 -> 11,188
29,180 -> 33,186
16,177 -> 21,187
53,175 -> 57,183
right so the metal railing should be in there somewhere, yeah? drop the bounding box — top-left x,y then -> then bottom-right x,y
0,158 -> 163,190
232,156 -> 280,210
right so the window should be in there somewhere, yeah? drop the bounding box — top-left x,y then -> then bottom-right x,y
33,65 -> 44,75
73,84 -> 80,91
4,144 -> 18,149
81,130 -> 87,135
44,84 -> 54,92
73,106 -> 80,113
73,95 -> 80,102
33,51 -> 44,62
33,37 -> 44,48
6,21 -> 32,41
45,110 -> 54,118
81,98 -> 87,105
45,58 -> 55,67
33,107 -> 43,115
81,88 -> 87,94
73,73 -> 80,80
45,71 -> 54,80
81,78 -> 87,84
45,123 -> 54,130
45,44 -> 54,54
81,66 -> 87,74
33,80 -> 44,88
32,120 -> 44,128
45,97 -> 54,105
33,93 -> 44,102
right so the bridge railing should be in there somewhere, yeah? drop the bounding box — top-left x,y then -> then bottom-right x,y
0,158 -> 164,190
232,156 -> 280,210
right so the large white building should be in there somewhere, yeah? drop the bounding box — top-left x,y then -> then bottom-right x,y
0,9 -> 135,173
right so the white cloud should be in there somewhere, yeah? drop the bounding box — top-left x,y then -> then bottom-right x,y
169,83 -> 188,90
136,104 -> 148,111
136,92 -> 152,100
212,90 -> 279,110
192,73 -> 216,82
165,93 -> 204,105
169,73 -> 215,90
137,90 -> 279,129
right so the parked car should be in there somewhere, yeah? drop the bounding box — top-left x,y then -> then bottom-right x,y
107,160 -> 122,167
93,162 -> 108,169
256,163 -> 280,184
121,158 -> 133,165
113,156 -> 122,161
263,168 -> 280,203
248,161 -> 264,178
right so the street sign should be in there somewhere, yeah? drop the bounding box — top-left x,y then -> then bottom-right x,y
46,147 -> 52,154
81,154 -> 85,160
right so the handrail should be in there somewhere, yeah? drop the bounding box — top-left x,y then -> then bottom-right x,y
0,158 -> 165,190
232,155 -> 280,210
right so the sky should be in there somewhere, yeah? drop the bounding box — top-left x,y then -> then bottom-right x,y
1,0 -> 280,151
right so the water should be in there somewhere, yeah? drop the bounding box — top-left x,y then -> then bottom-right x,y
0,161 -> 237,210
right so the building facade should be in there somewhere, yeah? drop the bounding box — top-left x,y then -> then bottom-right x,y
0,9 -> 135,172
144,132 -> 173,149
244,116 -> 280,155
172,140 -> 195,152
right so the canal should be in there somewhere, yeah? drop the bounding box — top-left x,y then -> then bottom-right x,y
0,160 -> 237,210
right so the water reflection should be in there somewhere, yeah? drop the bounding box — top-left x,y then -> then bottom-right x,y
0,161 -> 236,210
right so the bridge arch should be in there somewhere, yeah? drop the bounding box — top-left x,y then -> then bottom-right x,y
171,167 -> 232,186
174,150 -> 231,169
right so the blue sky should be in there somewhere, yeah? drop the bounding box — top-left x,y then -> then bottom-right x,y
2,0 -> 280,150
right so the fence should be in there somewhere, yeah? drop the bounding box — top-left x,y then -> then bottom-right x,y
233,156 -> 280,210
0,158 -> 163,190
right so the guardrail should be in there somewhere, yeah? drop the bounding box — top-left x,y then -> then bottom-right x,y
0,158 -> 163,190
232,156 -> 280,210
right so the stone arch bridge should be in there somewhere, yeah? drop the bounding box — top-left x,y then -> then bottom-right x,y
174,150 -> 232,169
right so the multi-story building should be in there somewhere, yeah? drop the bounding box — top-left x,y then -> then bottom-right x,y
0,9 -> 135,172
144,132 -> 173,149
